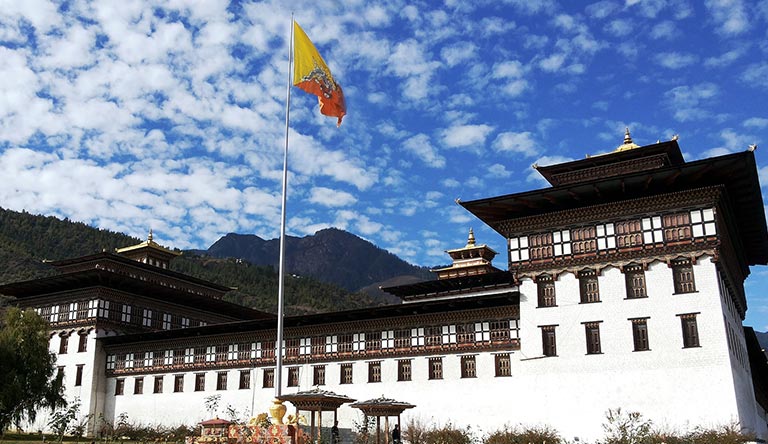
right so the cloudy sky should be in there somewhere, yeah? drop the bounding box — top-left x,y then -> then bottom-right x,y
1,0 -> 768,328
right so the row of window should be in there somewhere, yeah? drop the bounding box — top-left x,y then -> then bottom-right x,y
36,299 -> 208,330
509,208 -> 716,263
539,313 -> 700,357
106,319 -> 520,373
112,353 -> 515,396
57,332 -> 89,354
536,258 -> 696,308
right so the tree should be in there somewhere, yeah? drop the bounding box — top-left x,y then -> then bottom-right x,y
0,307 -> 66,433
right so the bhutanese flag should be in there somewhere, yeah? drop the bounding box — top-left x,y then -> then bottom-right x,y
293,21 -> 346,127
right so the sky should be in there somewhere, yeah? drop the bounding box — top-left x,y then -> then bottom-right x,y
1,0 -> 767,328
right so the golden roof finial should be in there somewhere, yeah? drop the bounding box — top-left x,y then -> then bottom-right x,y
148,229 -> 154,243
615,127 -> 640,152
466,228 -> 476,247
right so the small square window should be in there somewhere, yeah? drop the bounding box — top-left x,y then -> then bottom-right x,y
173,375 -> 184,393
263,369 -> 275,388
194,373 -> 205,392
239,370 -> 250,390
313,366 -> 326,386
217,372 -> 228,390
287,368 -> 300,387
154,376 -> 164,394
340,363 -> 353,384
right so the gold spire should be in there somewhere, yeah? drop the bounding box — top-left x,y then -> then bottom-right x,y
466,228 -> 476,247
615,127 -> 640,152
148,229 -> 153,242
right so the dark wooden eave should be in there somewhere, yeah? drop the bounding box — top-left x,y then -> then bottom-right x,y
460,150 -> 768,266
100,292 -> 519,346
535,140 -> 685,186
381,271 -> 515,299
0,267 -> 271,321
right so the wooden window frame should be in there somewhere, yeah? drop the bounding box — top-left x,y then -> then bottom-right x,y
578,269 -> 600,303
194,373 -> 206,392
541,326 -> 557,357
679,313 -> 700,348
239,370 -> 251,390
494,353 -> 511,377
368,361 -> 382,383
263,369 -> 275,388
672,259 -> 696,294
460,355 -> 476,378
340,363 -> 353,385
583,322 -> 602,355
630,318 -> 650,351
154,376 -> 164,394
397,360 -> 412,382
428,357 -> 443,380
537,274 -> 557,307
624,264 -> 647,299
287,367 -> 300,387
134,377 -> 144,395
173,375 -> 184,393
217,372 -> 228,390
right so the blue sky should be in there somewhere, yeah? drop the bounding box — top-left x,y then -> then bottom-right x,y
1,0 -> 767,329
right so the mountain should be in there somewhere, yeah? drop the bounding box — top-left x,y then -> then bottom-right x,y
0,207 -> 407,314
757,331 -> 768,350
207,228 -> 433,293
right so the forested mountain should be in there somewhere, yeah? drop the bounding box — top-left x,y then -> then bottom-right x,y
207,229 -> 432,293
0,207 -> 399,314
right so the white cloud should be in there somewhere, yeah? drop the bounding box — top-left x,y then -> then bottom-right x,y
704,47 -> 748,68
742,63 -> 768,89
705,0 -> 750,35
308,187 -> 358,207
664,83 -> 719,122
650,21 -> 676,40
441,42 -> 477,67
403,134 -> 446,168
440,124 -> 495,149
488,163 -> 512,178
492,132 -> 538,157
655,52 -> 699,69
586,1 -> 620,19
744,117 -> 768,128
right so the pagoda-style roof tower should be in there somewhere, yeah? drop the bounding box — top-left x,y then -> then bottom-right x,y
115,230 -> 180,269
432,228 -> 500,279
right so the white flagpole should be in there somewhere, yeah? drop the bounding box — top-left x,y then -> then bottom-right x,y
275,15 -> 294,400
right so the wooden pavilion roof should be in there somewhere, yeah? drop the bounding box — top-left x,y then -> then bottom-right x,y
278,388 -> 356,411
350,397 -> 415,417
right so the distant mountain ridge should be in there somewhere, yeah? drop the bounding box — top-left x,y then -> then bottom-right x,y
0,206 -> 393,315
207,228 -> 432,294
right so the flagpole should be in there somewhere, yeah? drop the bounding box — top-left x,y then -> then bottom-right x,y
275,14 -> 294,401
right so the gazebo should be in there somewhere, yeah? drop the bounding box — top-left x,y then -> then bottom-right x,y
350,397 -> 415,444
278,388 -> 356,443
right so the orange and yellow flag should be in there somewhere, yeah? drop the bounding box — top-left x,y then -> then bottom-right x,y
293,21 -> 346,127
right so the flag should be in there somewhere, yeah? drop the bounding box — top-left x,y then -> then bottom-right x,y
293,21 -> 346,127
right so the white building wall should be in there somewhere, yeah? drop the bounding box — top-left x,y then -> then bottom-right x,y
98,256 -> 766,442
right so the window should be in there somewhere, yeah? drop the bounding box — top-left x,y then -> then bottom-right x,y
239,370 -> 251,390
313,366 -> 326,386
287,367 -> 299,387
57,366 -> 64,382
115,378 -> 125,396
680,313 -> 700,348
381,331 -> 394,349
142,309 -> 153,327
121,304 -> 132,323
368,361 -> 382,383
194,373 -> 205,391
460,355 -> 476,378
154,376 -> 164,393
143,351 -> 154,367
263,369 -> 274,388
59,334 -> 69,354
163,350 -> 174,366
340,363 -> 353,384
690,208 -> 716,237
509,235 -> 530,262
578,269 -> 600,303
205,346 -> 216,363
78,333 -> 88,352
75,365 -> 84,386
106,355 -> 116,370
428,357 -> 443,380
584,322 -> 602,354
541,326 -> 557,357
397,360 -> 412,381
631,318 -> 650,351
227,344 -> 239,361
495,353 -> 511,377
184,348 -> 194,364
624,263 -> 647,298
537,274 -> 556,307
672,259 -> 696,293
217,372 -> 228,390
134,377 -> 144,395
174,375 -> 184,393
124,353 -> 135,369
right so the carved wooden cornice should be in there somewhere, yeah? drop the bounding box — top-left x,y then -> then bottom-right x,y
497,186 -> 723,235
